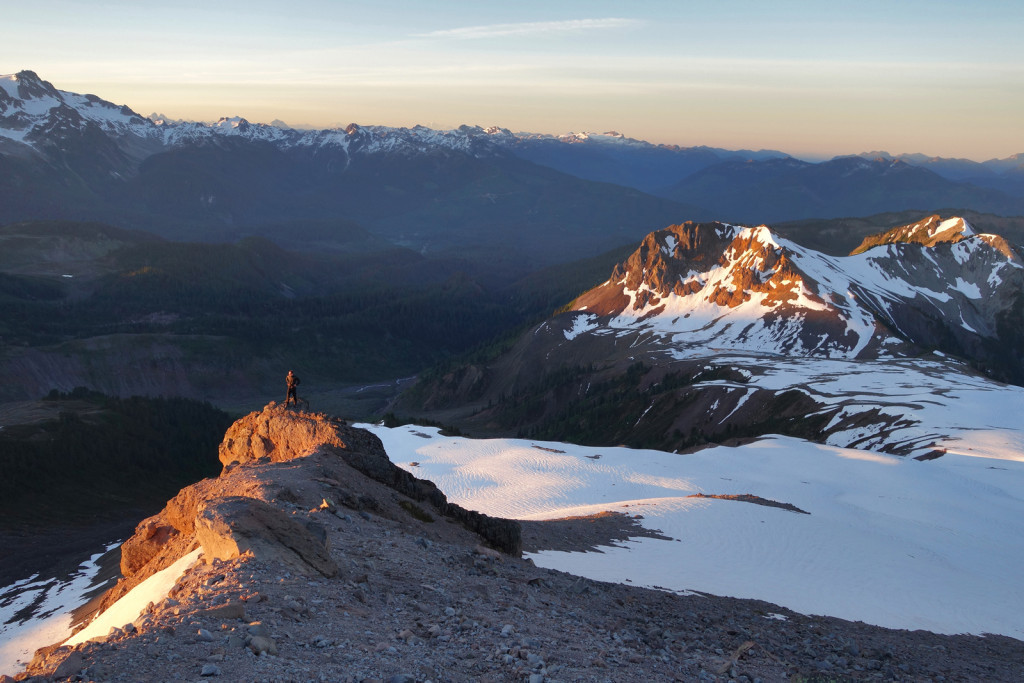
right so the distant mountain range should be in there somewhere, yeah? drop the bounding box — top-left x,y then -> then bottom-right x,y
0,71 -> 700,270
654,156 -> 1024,224
854,150 -> 1024,194
4,70 -> 1024,415
396,215 -> 1024,452
3,70 -> 1023,266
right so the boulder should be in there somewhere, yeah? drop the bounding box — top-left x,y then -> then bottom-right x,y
218,402 -> 347,467
195,496 -> 339,577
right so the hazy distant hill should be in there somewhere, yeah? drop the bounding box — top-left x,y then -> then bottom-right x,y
854,151 -> 1024,196
500,130 -> 788,193
654,156 -> 1024,223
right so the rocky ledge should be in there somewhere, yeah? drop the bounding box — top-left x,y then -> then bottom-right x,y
12,403 -> 1024,682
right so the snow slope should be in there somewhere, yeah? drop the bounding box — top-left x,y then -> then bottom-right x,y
362,409 -> 1024,639
65,550 -> 200,647
0,543 -> 118,675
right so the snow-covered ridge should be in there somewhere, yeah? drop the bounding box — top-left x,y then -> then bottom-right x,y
0,70 -> 793,167
0,71 -> 519,158
0,71 -> 154,144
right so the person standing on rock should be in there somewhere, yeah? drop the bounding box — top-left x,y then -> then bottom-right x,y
285,370 -> 301,408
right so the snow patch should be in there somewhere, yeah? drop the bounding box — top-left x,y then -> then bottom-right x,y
65,549 -> 201,647
563,313 -> 599,340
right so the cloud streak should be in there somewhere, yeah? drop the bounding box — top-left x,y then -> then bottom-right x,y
418,18 -> 642,40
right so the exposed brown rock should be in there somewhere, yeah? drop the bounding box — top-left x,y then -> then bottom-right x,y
93,402 -> 520,618
218,402 -> 348,467
574,221 -> 823,316
194,496 -> 338,577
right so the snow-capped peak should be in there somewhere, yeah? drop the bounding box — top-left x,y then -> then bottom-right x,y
567,218 -> 1022,362
212,116 -> 249,130
0,70 -> 155,144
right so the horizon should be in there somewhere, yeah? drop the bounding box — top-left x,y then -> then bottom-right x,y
5,0 -> 1024,163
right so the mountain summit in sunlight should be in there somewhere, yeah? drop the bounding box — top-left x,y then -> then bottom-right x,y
570,217 -> 1022,364
396,215 -> 1024,456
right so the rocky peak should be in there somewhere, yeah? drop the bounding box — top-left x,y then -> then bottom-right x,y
9,69 -> 60,101
851,214 -> 976,254
218,402 -> 375,467
577,221 -> 810,316
94,403 -> 521,623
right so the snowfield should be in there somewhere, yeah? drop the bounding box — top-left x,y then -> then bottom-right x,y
0,543 -> 119,675
2,368 -> 1020,675
362,421 -> 1024,641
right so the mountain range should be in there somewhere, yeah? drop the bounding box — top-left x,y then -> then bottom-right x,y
655,156 -> 1024,224
0,71 -> 697,270
4,69 -> 1024,679
3,70 -> 1023,265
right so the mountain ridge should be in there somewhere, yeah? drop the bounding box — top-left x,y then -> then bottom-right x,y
1,71 -> 705,268
394,215 -> 1024,454
5,70 -> 1023,245
655,157 -> 1024,222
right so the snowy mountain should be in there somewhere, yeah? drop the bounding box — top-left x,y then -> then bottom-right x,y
571,216 -> 1022,363
0,70 -> 772,180
0,71 -> 510,158
0,71 -> 157,147
0,71 -> 778,176
396,216 -> 1024,457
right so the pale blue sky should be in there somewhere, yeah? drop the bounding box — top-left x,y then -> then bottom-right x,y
5,0 -> 1023,159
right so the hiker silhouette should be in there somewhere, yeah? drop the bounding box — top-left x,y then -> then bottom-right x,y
285,370 -> 301,408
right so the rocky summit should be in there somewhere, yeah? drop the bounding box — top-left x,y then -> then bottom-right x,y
12,403 -> 1024,682
568,217 -> 1022,364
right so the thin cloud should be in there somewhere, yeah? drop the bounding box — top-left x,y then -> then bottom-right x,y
418,18 -> 642,40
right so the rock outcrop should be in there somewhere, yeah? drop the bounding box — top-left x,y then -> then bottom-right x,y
194,496 -> 338,578
96,402 -> 520,615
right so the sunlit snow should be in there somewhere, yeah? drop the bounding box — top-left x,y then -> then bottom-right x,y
594,219 -> 1018,362
66,549 -> 200,647
364,419 -> 1024,640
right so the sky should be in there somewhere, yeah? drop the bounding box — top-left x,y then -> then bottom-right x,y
4,0 -> 1023,160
